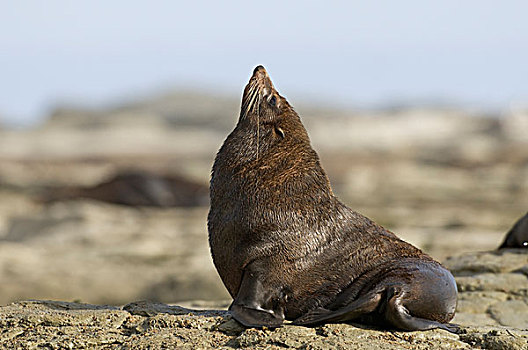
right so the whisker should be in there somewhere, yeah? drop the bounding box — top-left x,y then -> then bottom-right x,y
242,86 -> 254,115
256,93 -> 261,160
244,85 -> 259,118
241,79 -> 262,161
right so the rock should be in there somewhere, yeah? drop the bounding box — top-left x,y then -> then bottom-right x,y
456,291 -> 509,313
445,250 -> 528,276
488,300 -> 528,328
0,300 -> 527,349
460,327 -> 528,350
452,313 -> 500,327
449,249 -> 528,331
516,264 -> 528,277
456,273 -> 528,294
502,108 -> 528,143
123,300 -> 194,316
234,325 -> 318,348
0,202 -> 230,305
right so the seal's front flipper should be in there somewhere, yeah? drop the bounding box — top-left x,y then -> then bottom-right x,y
230,304 -> 283,328
440,323 -> 461,334
229,267 -> 286,328
293,290 -> 382,326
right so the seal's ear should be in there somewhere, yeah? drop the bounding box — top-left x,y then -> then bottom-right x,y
229,264 -> 285,328
275,126 -> 285,139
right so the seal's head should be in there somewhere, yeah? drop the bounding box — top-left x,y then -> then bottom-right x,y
235,65 -> 309,161
240,65 -> 288,125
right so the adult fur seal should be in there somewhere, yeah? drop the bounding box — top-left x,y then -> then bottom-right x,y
499,212 -> 528,249
208,66 -> 458,332
38,170 -> 208,207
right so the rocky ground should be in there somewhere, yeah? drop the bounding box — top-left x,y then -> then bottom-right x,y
0,249 -> 526,349
0,92 -> 526,348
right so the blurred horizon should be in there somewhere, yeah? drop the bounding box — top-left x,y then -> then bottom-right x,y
2,1 -> 528,126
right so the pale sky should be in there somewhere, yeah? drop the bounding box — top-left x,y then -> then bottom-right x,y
1,1 -> 527,125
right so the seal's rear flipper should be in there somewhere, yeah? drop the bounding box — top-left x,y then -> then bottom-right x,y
293,290 -> 382,326
294,285 -> 460,334
383,286 -> 461,333
229,266 -> 286,328
385,305 -> 461,333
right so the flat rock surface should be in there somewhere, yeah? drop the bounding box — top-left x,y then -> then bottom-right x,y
1,299 -> 527,349
447,249 -> 528,330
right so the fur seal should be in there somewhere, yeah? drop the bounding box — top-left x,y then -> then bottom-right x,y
208,66 -> 458,332
499,212 -> 528,249
39,170 -> 208,207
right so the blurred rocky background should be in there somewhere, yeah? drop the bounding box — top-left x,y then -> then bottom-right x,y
0,91 -> 526,307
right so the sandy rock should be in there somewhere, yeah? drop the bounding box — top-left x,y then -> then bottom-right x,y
450,250 -> 528,330
487,300 -> 528,328
123,300 -> 195,316
0,202 -> 230,305
456,273 -> 528,294
445,250 -> 528,275
502,108 -> 528,143
456,291 -> 509,313
459,327 -> 528,350
452,312 -> 500,327
3,300 -> 528,349
1,250 -> 528,348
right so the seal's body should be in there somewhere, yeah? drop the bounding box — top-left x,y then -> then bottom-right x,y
40,171 -> 208,207
208,66 -> 458,332
499,212 -> 528,249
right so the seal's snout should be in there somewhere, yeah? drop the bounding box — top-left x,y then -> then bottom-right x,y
253,65 -> 268,79
253,65 -> 266,74
250,65 -> 273,95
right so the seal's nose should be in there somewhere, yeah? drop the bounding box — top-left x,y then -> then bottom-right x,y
253,65 -> 267,78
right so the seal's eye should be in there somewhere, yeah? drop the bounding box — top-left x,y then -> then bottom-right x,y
269,95 -> 277,107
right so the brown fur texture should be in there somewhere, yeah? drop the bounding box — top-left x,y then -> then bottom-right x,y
208,66 -> 458,331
